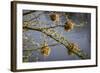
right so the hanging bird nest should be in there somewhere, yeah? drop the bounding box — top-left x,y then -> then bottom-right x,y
67,42 -> 81,56
40,42 -> 51,57
49,13 -> 59,22
64,20 -> 75,32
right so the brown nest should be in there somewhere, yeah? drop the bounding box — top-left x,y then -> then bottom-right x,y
49,13 -> 59,22
40,45 -> 51,57
64,20 -> 75,32
67,42 -> 80,55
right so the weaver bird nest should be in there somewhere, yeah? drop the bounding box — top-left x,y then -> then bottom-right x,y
40,42 -> 51,57
64,20 -> 75,32
49,13 -> 60,22
67,43 -> 81,55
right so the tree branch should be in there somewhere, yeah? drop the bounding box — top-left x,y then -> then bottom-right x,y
23,11 -> 36,16
24,12 -> 44,22
23,26 -> 89,59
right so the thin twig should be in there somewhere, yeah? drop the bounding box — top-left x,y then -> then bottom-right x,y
23,11 -> 36,16
24,12 -> 44,22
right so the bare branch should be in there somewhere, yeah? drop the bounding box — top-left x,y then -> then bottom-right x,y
24,12 -> 44,22
23,26 -> 89,59
23,11 -> 36,16
45,25 -> 64,29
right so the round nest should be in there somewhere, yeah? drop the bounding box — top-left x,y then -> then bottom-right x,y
64,20 -> 75,32
41,46 -> 51,57
49,13 -> 59,22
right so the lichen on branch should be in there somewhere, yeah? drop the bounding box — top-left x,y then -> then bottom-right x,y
23,26 -> 89,59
